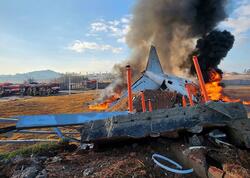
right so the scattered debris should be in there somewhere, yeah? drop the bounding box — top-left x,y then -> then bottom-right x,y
51,156 -> 62,163
83,167 -> 94,176
171,143 -> 208,178
152,153 -> 193,174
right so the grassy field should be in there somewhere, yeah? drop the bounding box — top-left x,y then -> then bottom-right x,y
0,86 -> 248,118
224,85 -> 250,100
0,90 -> 99,152
224,85 -> 250,114
0,90 -> 98,118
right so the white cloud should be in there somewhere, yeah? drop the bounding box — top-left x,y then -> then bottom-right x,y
223,16 -> 250,34
90,22 -> 108,32
68,40 -> 122,53
221,1 -> 250,35
220,1 -> 250,45
68,15 -> 132,55
117,37 -> 126,43
108,20 -> 120,26
89,15 -> 132,43
121,17 -> 130,24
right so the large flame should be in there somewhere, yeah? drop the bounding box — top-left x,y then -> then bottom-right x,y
88,95 -> 119,111
205,69 -> 250,105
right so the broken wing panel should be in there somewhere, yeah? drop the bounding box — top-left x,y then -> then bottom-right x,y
15,112 -> 128,129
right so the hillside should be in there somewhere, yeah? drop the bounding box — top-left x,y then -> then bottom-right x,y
0,70 -> 61,83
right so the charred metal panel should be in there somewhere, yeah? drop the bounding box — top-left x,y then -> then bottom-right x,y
80,102 -> 248,144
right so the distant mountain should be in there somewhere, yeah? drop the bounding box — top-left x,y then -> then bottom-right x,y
0,70 -> 62,83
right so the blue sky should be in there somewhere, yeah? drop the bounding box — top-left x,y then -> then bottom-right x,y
0,0 -> 249,74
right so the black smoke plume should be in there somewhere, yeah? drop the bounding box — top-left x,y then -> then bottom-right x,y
125,0 -> 228,76
184,30 -> 235,82
102,0 -> 231,99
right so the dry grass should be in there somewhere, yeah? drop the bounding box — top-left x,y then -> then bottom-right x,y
0,142 -> 59,160
0,91 -> 98,118
224,85 -> 250,115
224,85 -> 250,101
0,90 -> 99,152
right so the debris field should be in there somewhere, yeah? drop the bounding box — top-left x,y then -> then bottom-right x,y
0,87 -> 249,177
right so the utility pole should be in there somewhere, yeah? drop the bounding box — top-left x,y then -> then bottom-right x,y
69,74 -> 71,95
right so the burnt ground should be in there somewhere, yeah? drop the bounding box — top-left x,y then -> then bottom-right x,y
1,137 -> 250,178
0,86 -> 249,177
43,139 -> 198,178
0,139 -> 199,178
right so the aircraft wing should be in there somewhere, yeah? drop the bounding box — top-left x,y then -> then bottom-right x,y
15,112 -> 128,129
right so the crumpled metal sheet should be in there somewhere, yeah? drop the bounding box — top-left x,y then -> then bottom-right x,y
80,102 -> 248,143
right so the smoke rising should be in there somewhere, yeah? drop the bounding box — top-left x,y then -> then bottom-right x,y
184,30 -> 235,82
125,0 -> 228,76
102,0 -> 232,100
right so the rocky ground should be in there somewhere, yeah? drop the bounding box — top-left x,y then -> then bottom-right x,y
1,137 -> 250,178
0,139 -> 196,178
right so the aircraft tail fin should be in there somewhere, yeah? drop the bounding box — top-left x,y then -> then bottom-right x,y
145,46 -> 164,74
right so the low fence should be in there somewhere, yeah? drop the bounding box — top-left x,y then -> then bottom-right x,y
57,74 -> 111,90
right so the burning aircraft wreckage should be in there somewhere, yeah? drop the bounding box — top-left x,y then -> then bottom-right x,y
1,0 -> 250,176
1,46 -> 250,146
1,47 -> 250,177
1,43 -> 250,175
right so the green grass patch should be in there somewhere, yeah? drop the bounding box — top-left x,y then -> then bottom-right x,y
0,142 -> 60,161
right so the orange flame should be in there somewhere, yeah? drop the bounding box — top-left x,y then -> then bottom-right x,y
205,69 -> 250,105
243,101 -> 250,105
88,95 -> 119,111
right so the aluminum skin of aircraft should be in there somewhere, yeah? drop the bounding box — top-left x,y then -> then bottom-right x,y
120,45 -> 196,100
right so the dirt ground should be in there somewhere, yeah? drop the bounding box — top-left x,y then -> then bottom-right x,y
0,86 -> 250,177
0,139 -> 200,178
224,85 -> 250,101
224,85 -> 250,114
